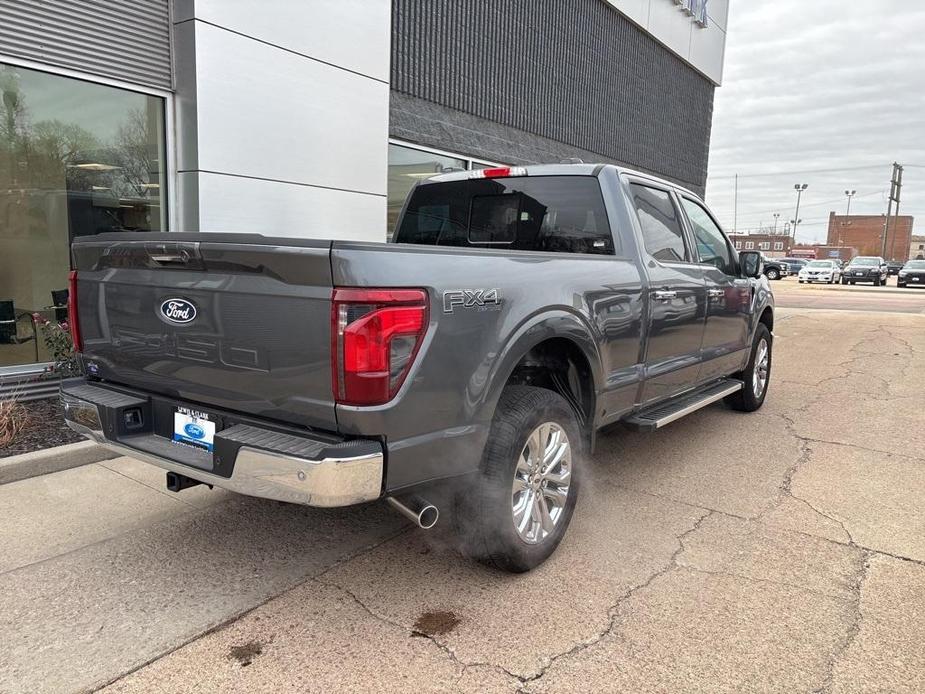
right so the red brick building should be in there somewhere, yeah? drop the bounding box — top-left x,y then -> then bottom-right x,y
827,213 -> 914,261
729,234 -> 792,257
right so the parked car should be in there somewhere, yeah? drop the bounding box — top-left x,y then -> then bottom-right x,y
798,259 -> 841,284
886,260 -> 904,276
780,257 -> 810,273
842,256 -> 889,285
897,259 -> 925,288
60,163 -> 775,572
761,256 -> 788,281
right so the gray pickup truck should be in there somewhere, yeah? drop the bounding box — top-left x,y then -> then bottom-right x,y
61,164 -> 774,572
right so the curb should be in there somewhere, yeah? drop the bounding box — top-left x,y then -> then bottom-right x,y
0,440 -> 119,485
784,283 -> 913,296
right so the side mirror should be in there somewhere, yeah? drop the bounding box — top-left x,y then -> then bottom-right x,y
739,251 -> 763,279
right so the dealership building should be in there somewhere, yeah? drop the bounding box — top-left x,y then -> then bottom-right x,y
0,0 -> 728,381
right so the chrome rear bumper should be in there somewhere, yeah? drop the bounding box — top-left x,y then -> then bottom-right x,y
61,387 -> 383,508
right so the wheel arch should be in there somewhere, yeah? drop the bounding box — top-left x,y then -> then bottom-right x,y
483,311 -> 603,437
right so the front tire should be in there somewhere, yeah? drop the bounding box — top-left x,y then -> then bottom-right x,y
766,268 -> 780,281
726,323 -> 772,413
460,386 -> 581,573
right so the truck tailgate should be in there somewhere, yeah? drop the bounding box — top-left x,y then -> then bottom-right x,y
71,234 -> 337,431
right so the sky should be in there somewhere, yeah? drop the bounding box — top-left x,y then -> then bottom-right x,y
704,1 -> 925,244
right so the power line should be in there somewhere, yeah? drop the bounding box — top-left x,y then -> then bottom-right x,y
712,191 -> 885,225
709,164 -> 888,180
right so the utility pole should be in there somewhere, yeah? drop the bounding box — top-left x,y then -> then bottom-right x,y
773,213 -> 780,234
792,184 -> 808,242
881,163 -> 902,259
889,166 -> 903,260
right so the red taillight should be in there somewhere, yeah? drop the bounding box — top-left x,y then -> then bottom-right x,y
67,270 -> 82,352
331,288 -> 428,406
482,167 -> 512,178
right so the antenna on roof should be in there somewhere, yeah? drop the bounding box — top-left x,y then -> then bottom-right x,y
560,158 -> 584,165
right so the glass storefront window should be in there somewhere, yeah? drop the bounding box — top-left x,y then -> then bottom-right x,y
387,144 -> 467,238
0,64 -> 166,368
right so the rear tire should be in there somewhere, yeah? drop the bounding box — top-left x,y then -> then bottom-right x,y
726,324 -> 772,413
458,386 -> 581,573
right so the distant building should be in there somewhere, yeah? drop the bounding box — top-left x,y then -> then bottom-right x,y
790,245 -> 818,259
911,235 -> 925,260
827,213 -> 914,261
811,246 -> 856,262
729,234 -> 792,257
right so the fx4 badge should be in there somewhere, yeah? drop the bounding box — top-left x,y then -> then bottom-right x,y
443,289 -> 502,314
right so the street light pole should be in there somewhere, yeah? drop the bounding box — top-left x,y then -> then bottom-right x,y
773,213 -> 780,234
844,189 -> 856,216
792,184 -> 808,242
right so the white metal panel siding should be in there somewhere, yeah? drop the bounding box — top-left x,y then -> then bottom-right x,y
0,0 -> 172,89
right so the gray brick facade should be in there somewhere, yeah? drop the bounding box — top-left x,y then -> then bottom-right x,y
390,0 -> 715,195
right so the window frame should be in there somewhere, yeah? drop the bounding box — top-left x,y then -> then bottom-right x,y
388,138 -> 502,171
625,177 -> 695,266
678,195 -> 739,277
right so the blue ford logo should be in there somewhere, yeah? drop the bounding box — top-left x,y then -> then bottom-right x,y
160,298 -> 197,324
184,423 -> 205,439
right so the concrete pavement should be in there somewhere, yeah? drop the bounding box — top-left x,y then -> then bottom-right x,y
1,307 -> 924,693
773,276 -> 925,313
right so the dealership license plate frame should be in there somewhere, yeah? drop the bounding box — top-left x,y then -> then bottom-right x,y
173,407 -> 217,451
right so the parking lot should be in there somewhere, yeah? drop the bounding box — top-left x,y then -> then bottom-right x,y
2,292 -> 924,693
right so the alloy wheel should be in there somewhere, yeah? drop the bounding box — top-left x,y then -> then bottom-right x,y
511,422 -> 572,545
753,338 -> 770,398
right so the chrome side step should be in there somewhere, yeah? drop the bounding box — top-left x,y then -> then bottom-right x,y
625,379 -> 743,431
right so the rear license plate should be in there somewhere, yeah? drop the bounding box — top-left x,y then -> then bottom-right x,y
173,408 -> 216,451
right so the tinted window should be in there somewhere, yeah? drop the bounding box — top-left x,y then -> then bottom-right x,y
681,198 -> 735,275
394,176 -> 616,255
630,184 -> 688,262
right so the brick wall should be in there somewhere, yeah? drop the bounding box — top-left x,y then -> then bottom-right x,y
827,212 -> 914,261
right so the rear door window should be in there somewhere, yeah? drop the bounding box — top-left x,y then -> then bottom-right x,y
629,184 -> 689,262
393,176 -> 617,255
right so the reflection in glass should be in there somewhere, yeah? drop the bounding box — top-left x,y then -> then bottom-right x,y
387,144 -> 466,238
0,64 -> 166,367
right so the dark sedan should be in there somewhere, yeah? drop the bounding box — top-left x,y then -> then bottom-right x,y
886,260 -> 904,276
897,259 -> 925,288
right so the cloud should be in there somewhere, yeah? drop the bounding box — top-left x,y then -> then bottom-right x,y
705,0 -> 925,245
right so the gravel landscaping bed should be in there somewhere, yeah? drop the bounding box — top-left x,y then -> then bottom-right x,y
0,397 -> 84,458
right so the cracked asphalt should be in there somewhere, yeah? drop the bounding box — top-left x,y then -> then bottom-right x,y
2,304 -> 923,693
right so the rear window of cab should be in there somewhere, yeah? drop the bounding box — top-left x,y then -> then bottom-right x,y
393,176 -> 618,256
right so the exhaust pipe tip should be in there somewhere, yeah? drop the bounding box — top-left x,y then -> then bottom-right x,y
417,504 -> 439,530
387,495 -> 439,529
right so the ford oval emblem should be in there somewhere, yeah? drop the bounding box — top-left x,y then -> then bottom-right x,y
160,298 -> 197,324
184,423 -> 205,439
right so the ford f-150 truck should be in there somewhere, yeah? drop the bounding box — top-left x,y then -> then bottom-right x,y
61,164 -> 774,572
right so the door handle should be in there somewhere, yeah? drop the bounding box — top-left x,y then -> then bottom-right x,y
654,290 -> 677,301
